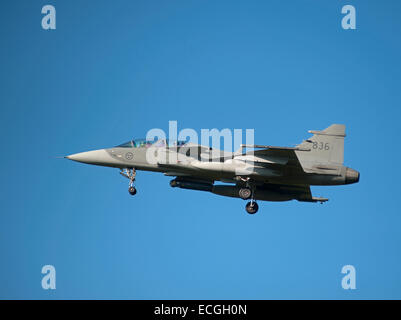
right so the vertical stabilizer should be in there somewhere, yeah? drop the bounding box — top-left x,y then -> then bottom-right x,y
296,124 -> 346,165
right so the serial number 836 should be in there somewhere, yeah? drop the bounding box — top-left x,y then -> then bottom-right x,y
312,142 -> 330,150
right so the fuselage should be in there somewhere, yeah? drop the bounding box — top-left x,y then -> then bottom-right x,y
65,126 -> 360,214
66,145 -> 359,186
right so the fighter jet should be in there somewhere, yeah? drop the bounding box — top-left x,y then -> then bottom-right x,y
65,124 -> 359,214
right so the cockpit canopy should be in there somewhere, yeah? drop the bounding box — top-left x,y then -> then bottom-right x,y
116,138 -> 188,148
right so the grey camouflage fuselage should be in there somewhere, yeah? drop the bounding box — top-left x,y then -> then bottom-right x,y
66,124 -> 359,214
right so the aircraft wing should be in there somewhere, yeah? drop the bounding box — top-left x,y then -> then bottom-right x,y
243,146 -> 307,173
257,183 -> 328,203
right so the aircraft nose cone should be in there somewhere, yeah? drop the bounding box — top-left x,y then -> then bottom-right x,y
66,149 -> 111,165
345,167 -> 360,184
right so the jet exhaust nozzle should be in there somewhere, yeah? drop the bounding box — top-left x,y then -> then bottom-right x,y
345,167 -> 360,184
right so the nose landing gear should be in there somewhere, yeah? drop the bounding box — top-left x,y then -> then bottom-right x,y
120,168 -> 137,196
128,186 -> 137,196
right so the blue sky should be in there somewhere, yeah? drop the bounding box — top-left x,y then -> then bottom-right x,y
0,0 -> 400,299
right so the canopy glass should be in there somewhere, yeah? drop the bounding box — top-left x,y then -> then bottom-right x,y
116,138 -> 188,148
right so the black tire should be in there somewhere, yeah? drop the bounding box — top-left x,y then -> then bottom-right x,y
239,188 -> 252,200
128,186 -> 137,196
245,201 -> 258,214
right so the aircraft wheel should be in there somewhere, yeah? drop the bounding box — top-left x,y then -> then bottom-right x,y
128,186 -> 137,196
245,201 -> 258,214
239,188 -> 252,200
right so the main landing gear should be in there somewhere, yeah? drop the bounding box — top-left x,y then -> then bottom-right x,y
120,168 -> 137,196
245,201 -> 259,214
239,187 -> 252,200
237,179 -> 259,214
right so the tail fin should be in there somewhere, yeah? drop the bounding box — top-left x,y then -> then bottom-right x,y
297,124 -> 346,165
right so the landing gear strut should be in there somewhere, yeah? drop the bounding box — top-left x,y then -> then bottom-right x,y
120,168 -> 137,196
